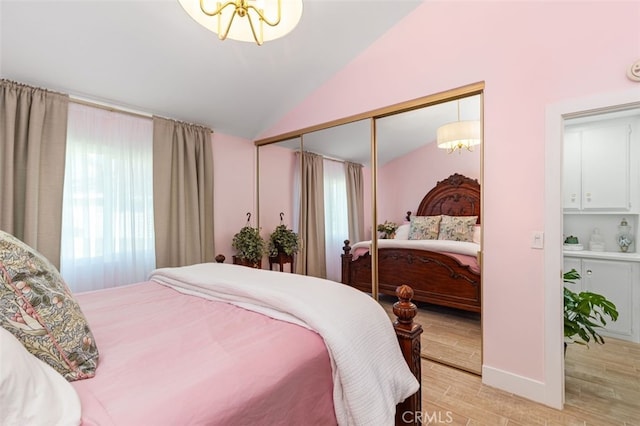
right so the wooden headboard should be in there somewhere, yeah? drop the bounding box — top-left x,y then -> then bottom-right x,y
414,173 -> 481,224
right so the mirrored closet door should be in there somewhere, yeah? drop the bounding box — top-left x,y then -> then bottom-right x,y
255,83 -> 484,374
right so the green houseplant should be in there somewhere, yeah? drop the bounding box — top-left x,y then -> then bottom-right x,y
564,268 -> 619,347
268,224 -> 299,257
232,225 -> 266,268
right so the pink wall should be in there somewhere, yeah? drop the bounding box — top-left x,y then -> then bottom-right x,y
212,132 -> 256,262
258,1 -> 640,403
257,143 -> 297,268
378,142 -> 481,225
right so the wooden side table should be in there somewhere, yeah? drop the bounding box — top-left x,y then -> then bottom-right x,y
268,252 -> 294,273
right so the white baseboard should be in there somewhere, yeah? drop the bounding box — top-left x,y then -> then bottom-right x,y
482,365 -> 563,410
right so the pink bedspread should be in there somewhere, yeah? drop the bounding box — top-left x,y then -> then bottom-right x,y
71,282 -> 336,426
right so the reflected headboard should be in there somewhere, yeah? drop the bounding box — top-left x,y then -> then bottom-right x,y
415,173 -> 481,224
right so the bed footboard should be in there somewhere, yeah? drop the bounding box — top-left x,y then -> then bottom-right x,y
341,241 -> 481,313
394,285 -> 423,425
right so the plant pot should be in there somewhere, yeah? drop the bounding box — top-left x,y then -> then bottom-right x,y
232,256 -> 262,269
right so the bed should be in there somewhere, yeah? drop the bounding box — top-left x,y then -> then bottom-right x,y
341,173 -> 481,313
0,229 -> 423,426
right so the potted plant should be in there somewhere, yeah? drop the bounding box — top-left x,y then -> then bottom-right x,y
377,221 -> 399,239
563,268 -> 619,349
232,224 -> 266,268
268,224 -> 299,257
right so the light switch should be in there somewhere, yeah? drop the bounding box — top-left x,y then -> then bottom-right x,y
531,231 -> 544,249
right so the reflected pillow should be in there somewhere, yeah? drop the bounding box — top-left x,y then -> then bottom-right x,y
438,215 -> 478,242
408,216 -> 442,240
473,225 -> 481,244
0,327 -> 82,425
0,230 -> 99,381
394,224 -> 411,240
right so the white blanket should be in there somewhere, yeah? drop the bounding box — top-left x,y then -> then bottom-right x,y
149,262 -> 418,426
352,239 -> 480,257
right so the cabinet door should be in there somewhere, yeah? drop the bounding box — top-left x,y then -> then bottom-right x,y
581,123 -> 630,210
582,259 -> 633,338
562,130 -> 582,210
563,257 -> 583,292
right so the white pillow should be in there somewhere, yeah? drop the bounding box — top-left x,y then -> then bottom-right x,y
0,327 -> 81,426
473,225 -> 481,244
394,224 -> 410,240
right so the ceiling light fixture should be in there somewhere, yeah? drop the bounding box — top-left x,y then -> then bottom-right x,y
436,100 -> 481,153
178,0 -> 303,46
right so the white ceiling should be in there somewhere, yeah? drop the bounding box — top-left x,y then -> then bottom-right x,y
0,0 -> 422,140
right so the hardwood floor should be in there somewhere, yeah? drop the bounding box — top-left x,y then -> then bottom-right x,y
379,295 -> 482,374
419,337 -> 640,425
377,295 -> 639,424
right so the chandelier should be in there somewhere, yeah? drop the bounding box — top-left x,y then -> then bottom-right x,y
436,100 -> 481,153
177,0 -> 303,46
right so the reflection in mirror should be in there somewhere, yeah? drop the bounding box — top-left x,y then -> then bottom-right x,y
297,120 -> 372,281
374,94 -> 482,374
257,137 -> 301,273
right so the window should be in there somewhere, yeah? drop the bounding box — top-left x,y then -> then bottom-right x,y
323,158 -> 349,282
60,103 -> 155,292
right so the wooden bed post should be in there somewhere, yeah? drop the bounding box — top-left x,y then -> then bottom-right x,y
341,240 -> 352,284
394,285 -> 423,426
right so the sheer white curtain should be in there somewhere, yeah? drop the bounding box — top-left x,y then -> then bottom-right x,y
60,103 -> 155,292
323,158 -> 349,282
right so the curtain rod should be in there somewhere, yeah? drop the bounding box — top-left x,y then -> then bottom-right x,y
69,96 -> 152,121
69,96 -> 213,133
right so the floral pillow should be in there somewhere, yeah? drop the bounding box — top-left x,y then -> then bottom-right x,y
438,215 -> 478,242
408,216 -> 442,240
0,230 -> 99,381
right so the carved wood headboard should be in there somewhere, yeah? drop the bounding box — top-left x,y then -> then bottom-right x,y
414,173 -> 481,224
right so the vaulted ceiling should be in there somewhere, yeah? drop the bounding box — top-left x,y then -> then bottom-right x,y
1,0 -> 422,140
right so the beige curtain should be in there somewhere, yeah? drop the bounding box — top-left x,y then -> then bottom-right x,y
345,161 -> 364,244
0,79 -> 69,268
152,117 -> 214,268
296,151 -> 326,278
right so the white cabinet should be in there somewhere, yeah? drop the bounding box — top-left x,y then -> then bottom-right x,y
564,256 -> 639,343
563,120 -> 631,211
563,257 -> 583,291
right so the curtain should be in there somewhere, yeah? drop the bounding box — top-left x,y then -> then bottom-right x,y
295,151 -> 326,278
0,79 -> 68,269
345,161 -> 364,244
60,103 -> 155,292
324,159 -> 349,282
153,117 -> 214,268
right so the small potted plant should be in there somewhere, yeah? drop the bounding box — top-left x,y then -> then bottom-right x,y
268,224 -> 299,257
564,268 -> 619,350
377,221 -> 399,239
232,214 -> 266,268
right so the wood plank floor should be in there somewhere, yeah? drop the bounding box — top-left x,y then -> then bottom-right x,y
378,296 -> 639,424
418,335 -> 639,425
379,295 -> 482,374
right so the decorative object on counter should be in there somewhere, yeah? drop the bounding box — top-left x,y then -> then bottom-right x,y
616,218 -> 634,252
232,212 -> 266,268
588,228 -> 605,252
563,235 -> 583,251
377,221 -> 399,239
563,269 -> 619,350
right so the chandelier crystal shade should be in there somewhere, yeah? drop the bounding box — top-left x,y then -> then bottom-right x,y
177,0 -> 303,46
436,100 -> 481,153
